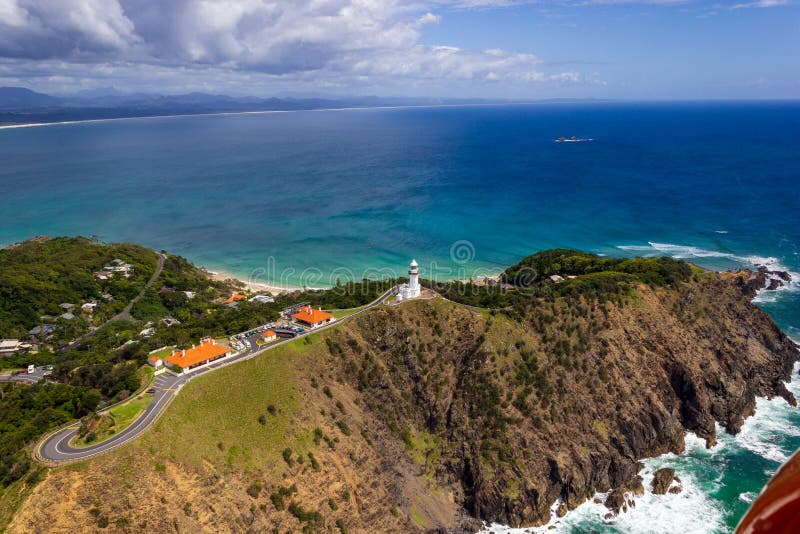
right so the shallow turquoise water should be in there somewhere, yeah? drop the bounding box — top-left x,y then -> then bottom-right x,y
1,102 -> 799,532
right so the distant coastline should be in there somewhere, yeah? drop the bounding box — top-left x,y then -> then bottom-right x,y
0,100 -> 605,131
0,86 -> 610,129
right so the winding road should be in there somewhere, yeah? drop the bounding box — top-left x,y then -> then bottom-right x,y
35,286 -> 397,464
63,252 -> 166,351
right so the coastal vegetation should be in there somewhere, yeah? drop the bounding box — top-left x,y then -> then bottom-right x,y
426,249 -> 694,309
1,238 -> 797,532
0,237 -> 157,339
0,382 -> 100,486
0,237 -> 394,509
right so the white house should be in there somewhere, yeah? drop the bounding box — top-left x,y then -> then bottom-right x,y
261,330 -> 278,343
396,259 -> 421,301
0,339 -> 22,355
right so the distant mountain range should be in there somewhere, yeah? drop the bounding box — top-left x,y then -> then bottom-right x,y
0,86 -> 606,126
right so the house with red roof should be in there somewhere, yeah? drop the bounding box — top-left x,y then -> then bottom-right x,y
164,338 -> 230,372
225,293 -> 246,304
291,305 -> 334,328
261,330 -> 277,343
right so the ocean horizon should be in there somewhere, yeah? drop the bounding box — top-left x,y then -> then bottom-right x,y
2,101 -> 799,532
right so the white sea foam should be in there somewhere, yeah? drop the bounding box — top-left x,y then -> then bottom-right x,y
738,492 -> 757,504
478,364 -> 800,534
615,242 -> 799,303
480,463 -> 725,534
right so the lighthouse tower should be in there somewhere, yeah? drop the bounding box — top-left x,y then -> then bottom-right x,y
397,258 -> 421,301
408,259 -> 420,296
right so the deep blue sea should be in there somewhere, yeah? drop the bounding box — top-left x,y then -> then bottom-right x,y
1,102 -> 799,532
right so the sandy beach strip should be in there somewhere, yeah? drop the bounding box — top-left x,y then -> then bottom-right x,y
205,269 -> 314,295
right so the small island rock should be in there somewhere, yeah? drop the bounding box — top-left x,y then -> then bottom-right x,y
651,468 -> 677,495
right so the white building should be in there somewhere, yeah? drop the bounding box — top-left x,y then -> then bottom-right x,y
0,339 -> 22,355
396,259 -> 421,301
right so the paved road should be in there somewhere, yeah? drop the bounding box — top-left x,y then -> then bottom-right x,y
63,252 -> 166,350
36,286 -> 396,464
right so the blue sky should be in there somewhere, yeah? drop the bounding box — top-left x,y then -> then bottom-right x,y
0,0 -> 797,99
423,1 -> 800,99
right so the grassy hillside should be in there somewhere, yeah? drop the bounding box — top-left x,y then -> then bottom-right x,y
6,329 -> 440,532
0,237 -> 398,516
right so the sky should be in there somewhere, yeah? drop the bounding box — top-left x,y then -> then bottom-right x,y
0,0 -> 797,100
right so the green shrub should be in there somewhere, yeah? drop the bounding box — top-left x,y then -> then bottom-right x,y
247,482 -> 262,498
308,452 -> 320,471
288,502 -> 322,525
335,420 -> 351,436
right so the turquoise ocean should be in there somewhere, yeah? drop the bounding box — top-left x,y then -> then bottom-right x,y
1,102 -> 799,532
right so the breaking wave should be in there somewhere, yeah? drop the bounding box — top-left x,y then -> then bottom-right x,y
478,362 -> 800,534
616,242 -> 799,303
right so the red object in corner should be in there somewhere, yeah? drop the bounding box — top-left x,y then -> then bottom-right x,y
737,448 -> 800,534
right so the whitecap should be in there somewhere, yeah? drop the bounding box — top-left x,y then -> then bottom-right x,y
738,492 -> 757,504
614,242 -> 799,303
479,364 -> 800,534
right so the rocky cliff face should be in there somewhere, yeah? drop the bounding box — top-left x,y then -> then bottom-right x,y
324,269 -> 798,527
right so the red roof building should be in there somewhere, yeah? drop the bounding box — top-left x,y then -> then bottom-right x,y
165,338 -> 230,371
291,305 -> 334,328
261,330 -> 277,342
225,293 -> 246,304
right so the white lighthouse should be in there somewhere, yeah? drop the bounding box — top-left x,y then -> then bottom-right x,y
397,258 -> 421,301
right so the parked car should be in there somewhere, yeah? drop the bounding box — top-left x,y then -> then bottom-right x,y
27,364 -> 35,374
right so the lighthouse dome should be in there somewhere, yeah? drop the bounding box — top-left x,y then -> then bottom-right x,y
410,259 -> 418,268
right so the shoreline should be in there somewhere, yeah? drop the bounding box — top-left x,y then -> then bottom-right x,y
0,101 -> 600,132
205,269 -> 313,295
206,268 -> 504,296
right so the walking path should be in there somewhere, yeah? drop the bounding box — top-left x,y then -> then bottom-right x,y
35,286 -> 397,464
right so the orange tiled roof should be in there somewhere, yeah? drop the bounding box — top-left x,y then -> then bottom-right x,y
291,305 -> 333,325
165,338 -> 229,368
262,330 -> 277,338
225,293 -> 246,304
148,355 -> 160,362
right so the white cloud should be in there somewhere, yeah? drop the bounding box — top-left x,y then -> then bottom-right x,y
0,0 -> 139,59
731,0 -> 788,8
0,0 -> 612,95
